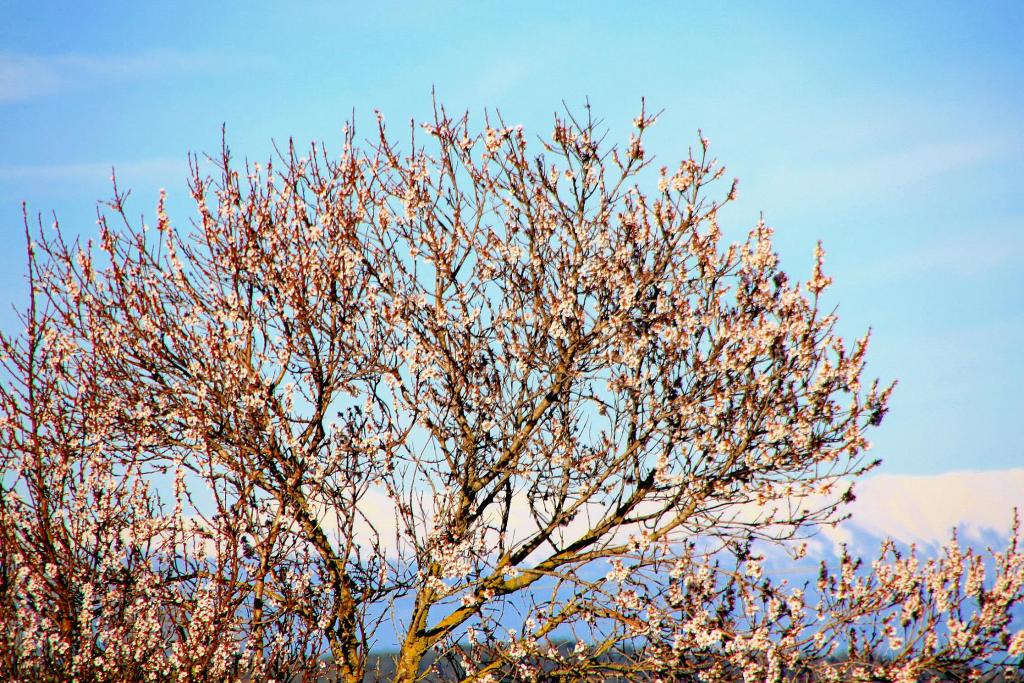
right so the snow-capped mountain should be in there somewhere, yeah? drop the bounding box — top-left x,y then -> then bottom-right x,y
820,467 -> 1024,554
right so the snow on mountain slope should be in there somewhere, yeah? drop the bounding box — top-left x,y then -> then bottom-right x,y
352,468 -> 1023,560
822,468 -> 1024,553
361,469 -> 1023,646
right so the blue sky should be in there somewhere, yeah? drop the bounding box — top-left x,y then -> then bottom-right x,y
1,2 -> 1022,476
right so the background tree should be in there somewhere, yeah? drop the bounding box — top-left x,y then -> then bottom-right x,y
1,103 -> 1021,682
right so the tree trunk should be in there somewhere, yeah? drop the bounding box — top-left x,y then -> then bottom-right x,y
392,636 -> 430,683
329,603 -> 364,683
392,589 -> 434,683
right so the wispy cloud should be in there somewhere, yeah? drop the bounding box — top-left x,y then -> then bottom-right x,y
0,50 -> 251,103
0,157 -> 187,184
471,55 -> 540,103
0,54 -> 63,102
764,135 -> 1021,204
848,223 -> 1024,283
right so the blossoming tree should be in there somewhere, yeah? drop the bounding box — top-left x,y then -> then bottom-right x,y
1,103 -> 1021,682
